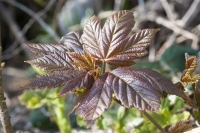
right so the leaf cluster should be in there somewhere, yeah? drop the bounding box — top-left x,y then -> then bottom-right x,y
23,10 -> 190,125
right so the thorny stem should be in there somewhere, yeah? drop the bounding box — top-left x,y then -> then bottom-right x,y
142,111 -> 167,133
0,32 -> 13,132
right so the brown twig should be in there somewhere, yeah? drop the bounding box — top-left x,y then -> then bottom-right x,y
0,2 -> 31,60
159,0 -> 175,21
0,26 -> 13,133
1,0 -> 55,60
147,12 -> 198,49
176,0 -> 200,27
1,0 -> 60,43
53,0 -> 65,32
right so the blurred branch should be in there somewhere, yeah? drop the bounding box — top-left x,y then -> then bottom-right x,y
177,0 -> 200,27
138,0 -> 145,14
147,12 -> 198,49
114,0 -> 122,11
1,0 -> 60,43
0,2 -> 32,60
53,0 -> 65,32
0,31 -> 13,132
156,33 -> 178,59
2,0 -> 55,57
159,0 -> 175,20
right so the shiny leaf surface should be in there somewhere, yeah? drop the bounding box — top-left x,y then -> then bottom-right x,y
22,70 -> 84,89
25,52 -> 74,72
110,67 -> 188,112
75,73 -> 112,123
24,43 -> 69,57
82,16 -> 103,58
60,31 -> 83,52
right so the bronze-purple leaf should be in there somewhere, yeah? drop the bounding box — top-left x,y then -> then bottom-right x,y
24,43 -> 69,57
23,10 -> 165,127
101,10 -> 135,58
68,52 -> 97,70
25,52 -> 75,72
82,16 -> 103,58
60,31 -> 83,52
110,67 -> 188,112
168,120 -> 192,133
57,72 -> 94,97
22,70 -> 85,89
75,73 -> 112,122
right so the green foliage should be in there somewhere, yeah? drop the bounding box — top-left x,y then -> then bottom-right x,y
19,68 -> 72,133
29,107 -> 58,130
160,45 -> 198,73
19,89 -> 55,109
96,96 -> 190,133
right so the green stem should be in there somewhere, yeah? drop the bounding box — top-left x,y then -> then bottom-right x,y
52,97 -> 71,133
142,111 -> 167,133
101,60 -> 106,75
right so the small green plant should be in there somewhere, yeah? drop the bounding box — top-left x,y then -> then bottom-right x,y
20,68 -> 71,133
22,10 -> 194,132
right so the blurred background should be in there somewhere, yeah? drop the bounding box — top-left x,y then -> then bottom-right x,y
0,0 -> 200,133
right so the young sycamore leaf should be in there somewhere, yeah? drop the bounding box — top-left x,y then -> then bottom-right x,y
22,10 -> 190,126
181,53 -> 200,84
168,120 -> 192,133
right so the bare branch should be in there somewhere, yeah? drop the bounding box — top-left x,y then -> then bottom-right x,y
147,12 -> 198,49
159,0 -> 175,21
1,0 -> 60,43
0,27 -> 13,133
2,0 -> 55,59
177,0 -> 200,27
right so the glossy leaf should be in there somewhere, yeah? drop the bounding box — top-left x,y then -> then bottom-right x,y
22,70 -> 85,89
75,73 -> 112,124
24,43 -> 69,57
60,31 -> 83,52
181,53 -> 200,84
57,72 -> 94,97
25,52 -> 74,72
110,67 -> 188,112
69,52 -> 97,70
101,10 -> 135,58
82,16 -> 103,58
23,10 -> 164,127
168,120 -> 192,133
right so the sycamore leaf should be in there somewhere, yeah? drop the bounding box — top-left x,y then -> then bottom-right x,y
57,72 -> 94,97
69,52 -> 97,70
75,73 -> 112,124
181,53 -> 200,84
60,31 -> 83,52
101,10 -> 135,58
168,120 -> 192,133
110,67 -> 188,112
24,43 -> 69,57
23,10 -> 163,127
81,10 -> 159,66
104,29 -> 160,66
82,16 -> 103,58
22,70 -> 85,89
25,52 -> 75,72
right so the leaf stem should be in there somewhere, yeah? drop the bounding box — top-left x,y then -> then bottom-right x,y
142,110 -> 167,133
101,60 -> 106,75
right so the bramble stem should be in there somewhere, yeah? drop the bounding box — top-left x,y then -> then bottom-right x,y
142,111 -> 167,133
